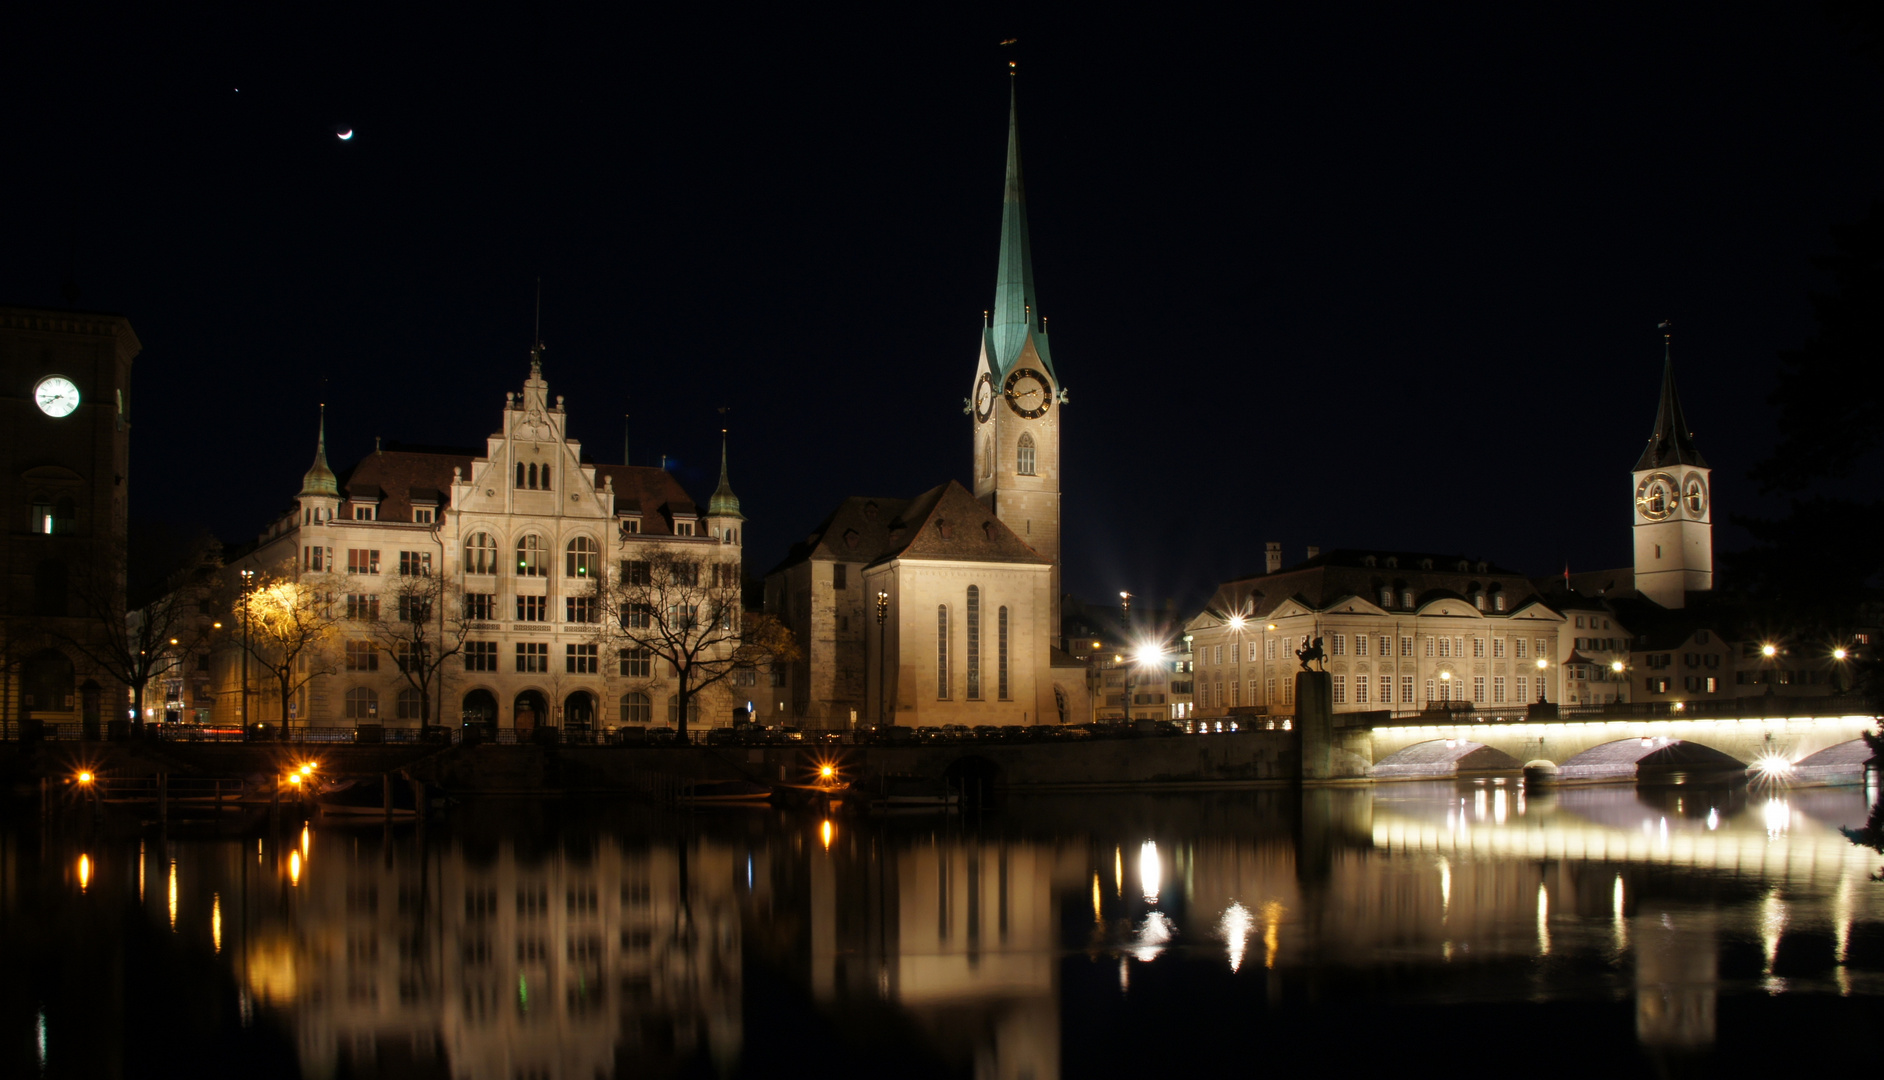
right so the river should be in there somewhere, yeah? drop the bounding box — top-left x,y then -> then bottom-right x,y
4,776 -> 1881,1078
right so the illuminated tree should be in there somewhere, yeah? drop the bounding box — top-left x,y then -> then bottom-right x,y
232,560 -> 341,737
586,549 -> 796,737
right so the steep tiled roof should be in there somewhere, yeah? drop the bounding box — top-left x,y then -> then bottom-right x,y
1634,351 -> 1708,471
337,451 -> 470,523
593,465 -> 702,537
769,480 -> 1049,576
767,495 -> 913,576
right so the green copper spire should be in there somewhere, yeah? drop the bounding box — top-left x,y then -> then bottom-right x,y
708,430 -> 743,520
990,83 -> 1053,381
299,405 -> 339,498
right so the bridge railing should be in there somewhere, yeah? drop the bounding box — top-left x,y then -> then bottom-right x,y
1555,695 -> 1875,722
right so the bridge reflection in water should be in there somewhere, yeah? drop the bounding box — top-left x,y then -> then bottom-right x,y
13,776 -> 1879,1077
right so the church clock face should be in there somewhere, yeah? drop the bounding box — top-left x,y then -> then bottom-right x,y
973,372 -> 995,423
1003,367 -> 1051,419
1635,472 -> 1676,520
34,375 -> 80,418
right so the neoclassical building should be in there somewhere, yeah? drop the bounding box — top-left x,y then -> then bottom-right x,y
218,353 -> 748,733
766,86 -> 1084,728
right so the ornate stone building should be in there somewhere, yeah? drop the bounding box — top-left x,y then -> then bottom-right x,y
219,353 -> 749,734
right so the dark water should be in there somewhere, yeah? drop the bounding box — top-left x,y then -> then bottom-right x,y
5,777 -> 1883,1079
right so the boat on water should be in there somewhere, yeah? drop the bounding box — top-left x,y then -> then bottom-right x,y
312,777 -> 429,819
675,779 -> 774,805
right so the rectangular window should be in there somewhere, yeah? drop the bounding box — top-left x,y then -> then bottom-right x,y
675,521 -> 694,537
1473,676 -> 1486,702
346,640 -> 378,672
354,505 -> 375,521
1333,675 -> 1346,703
1455,637 -> 1465,658
517,595 -> 546,622
966,587 -> 981,700
348,548 -> 380,575
464,641 -> 498,672
1425,637 -> 1436,658
1248,641 -> 1259,663
1380,635 -> 1392,657
1354,634 -> 1368,657
1214,645 -> 1223,665
1401,676 -> 1414,704
413,508 -> 434,524
1705,676 -> 1718,693
1401,636 -> 1414,657
1377,676 -> 1391,704
620,648 -> 652,678
1473,638 -> 1485,659
1515,637 -> 1529,659
516,642 -> 548,673
1265,638 -> 1276,660
621,517 -> 641,534
346,594 -> 379,621
1354,675 -> 1369,704
566,643 -> 598,674
625,602 -> 652,629
1516,676 -> 1529,702
1283,680 -> 1294,706
464,593 -> 495,621
1437,637 -> 1450,658
1425,679 -> 1436,704
936,606 -> 950,699
833,564 -> 847,589
397,594 -> 430,623
620,560 -> 651,586
399,551 -> 432,576
1330,634 -> 1346,656
1535,639 -> 1548,662
668,604 -> 698,629
1493,675 -> 1507,703
1228,680 -> 1239,707
565,596 -> 596,623
1493,637 -> 1506,659
1266,677 -> 1277,703
998,607 -> 1010,700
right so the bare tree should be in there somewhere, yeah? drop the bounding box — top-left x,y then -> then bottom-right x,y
363,567 -> 468,738
232,559 -> 341,738
587,549 -> 796,737
48,536 -> 221,736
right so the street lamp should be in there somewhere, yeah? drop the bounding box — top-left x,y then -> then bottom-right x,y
875,591 -> 889,726
1535,656 -> 1549,703
239,569 -> 255,734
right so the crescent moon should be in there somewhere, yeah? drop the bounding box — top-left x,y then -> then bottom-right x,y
337,129 -> 354,141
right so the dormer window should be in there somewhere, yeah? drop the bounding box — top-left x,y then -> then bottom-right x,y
1380,586 -> 1392,607
622,516 -> 641,535
413,508 -> 434,524
1401,590 -> 1414,607
1473,593 -> 1485,610
1362,555 -> 1377,568
1494,594 -> 1506,612
354,505 -> 375,521
675,520 -> 694,537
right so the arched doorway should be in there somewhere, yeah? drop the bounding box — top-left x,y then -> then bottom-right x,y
564,691 -> 595,739
462,689 -> 497,729
514,690 -> 548,734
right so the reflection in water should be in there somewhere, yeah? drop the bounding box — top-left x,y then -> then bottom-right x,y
4,780 -> 1881,1077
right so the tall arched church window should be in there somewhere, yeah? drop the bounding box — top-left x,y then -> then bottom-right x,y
541,465 -> 552,489
517,535 -> 546,577
566,536 -> 598,578
965,586 -> 981,699
1017,434 -> 1036,476
936,606 -> 950,699
528,463 -> 539,489
998,606 -> 1009,699
466,532 -> 498,575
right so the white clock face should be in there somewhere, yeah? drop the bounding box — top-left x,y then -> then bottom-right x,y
34,376 -> 80,418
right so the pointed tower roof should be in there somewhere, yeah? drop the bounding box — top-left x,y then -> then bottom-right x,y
988,83 -> 1054,381
298,406 -> 340,497
1634,345 -> 1708,471
707,431 -> 743,520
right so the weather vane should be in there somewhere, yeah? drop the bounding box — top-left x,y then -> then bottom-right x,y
1658,318 -> 1673,343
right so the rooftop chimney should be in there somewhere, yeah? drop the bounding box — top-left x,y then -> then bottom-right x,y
1306,545 -> 1320,561
1265,542 -> 1282,574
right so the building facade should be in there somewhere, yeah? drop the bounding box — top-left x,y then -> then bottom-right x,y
767,86 -> 1081,729
216,354 -> 752,734
1,305 -> 140,733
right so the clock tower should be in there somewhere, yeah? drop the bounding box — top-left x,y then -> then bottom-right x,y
1631,334 -> 1711,609
971,84 -> 1064,646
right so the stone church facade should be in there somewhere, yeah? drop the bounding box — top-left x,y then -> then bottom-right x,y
766,88 -> 1084,729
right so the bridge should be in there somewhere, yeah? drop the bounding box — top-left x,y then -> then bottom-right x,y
1351,700 -> 1879,785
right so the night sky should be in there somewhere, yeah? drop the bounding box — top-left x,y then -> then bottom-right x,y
9,7 -> 1883,618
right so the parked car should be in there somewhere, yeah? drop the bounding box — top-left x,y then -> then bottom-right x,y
705,727 -> 739,746
646,726 -> 680,746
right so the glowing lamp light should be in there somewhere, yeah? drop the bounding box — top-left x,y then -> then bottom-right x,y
1134,645 -> 1161,666
1754,753 -> 1795,780
1673,701 -> 1686,711
288,850 -> 302,886
77,854 -> 92,891
818,763 -> 835,780
1833,647 -> 1849,661
288,774 -> 302,787
1226,615 -> 1246,631
76,771 -> 94,785
1611,660 -> 1625,673
1536,658 -> 1548,670
819,819 -> 834,851
1762,643 -> 1778,658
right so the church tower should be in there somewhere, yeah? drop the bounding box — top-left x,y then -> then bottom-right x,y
1631,332 -> 1711,608
971,83 -> 1064,646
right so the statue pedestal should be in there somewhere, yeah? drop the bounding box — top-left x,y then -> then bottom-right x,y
1296,670 -> 1335,780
